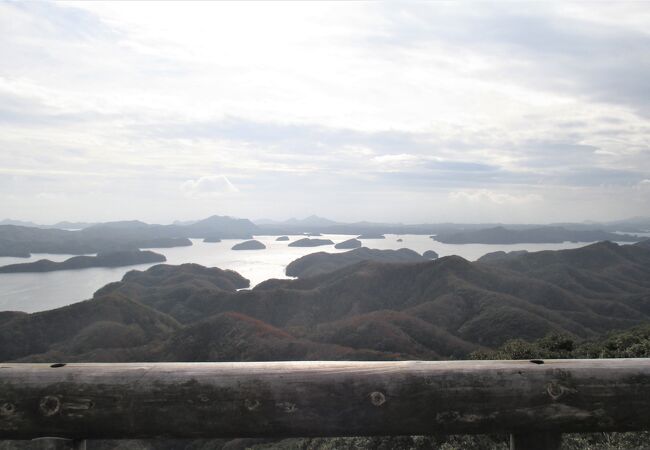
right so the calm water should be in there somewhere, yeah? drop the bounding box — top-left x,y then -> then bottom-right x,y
0,235 -> 607,313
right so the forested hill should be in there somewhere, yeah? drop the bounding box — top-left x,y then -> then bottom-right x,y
2,241 -> 650,364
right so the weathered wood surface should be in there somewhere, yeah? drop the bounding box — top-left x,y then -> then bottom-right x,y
0,359 -> 649,439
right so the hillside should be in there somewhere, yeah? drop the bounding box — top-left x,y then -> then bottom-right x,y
0,295 -> 180,362
3,242 -> 650,365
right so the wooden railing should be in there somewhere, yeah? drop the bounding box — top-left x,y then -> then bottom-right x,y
1,359 -> 650,449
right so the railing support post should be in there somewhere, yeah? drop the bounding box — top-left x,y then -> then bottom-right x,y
510,432 -> 562,450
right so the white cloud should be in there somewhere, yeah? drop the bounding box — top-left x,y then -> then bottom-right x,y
449,189 -> 542,205
371,153 -> 428,171
181,175 -> 239,198
0,2 -> 649,223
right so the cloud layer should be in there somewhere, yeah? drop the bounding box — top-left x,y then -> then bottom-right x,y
0,2 -> 648,223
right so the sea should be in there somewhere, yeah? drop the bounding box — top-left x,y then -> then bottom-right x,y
0,234 -> 629,313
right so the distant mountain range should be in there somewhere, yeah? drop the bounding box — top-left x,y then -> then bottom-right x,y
0,214 -> 647,258
255,215 -> 341,227
0,215 -> 257,257
0,219 -> 96,229
433,226 -> 639,244
253,216 -> 650,236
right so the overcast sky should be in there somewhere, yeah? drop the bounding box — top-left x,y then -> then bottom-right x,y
1,2 -> 649,224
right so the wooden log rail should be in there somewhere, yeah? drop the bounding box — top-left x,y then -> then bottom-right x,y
1,359 -> 650,449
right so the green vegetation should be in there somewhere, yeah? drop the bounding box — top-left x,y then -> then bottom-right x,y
2,242 -> 650,448
285,247 -> 425,278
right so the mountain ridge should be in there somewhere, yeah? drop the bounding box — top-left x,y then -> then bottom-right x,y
2,241 -> 650,364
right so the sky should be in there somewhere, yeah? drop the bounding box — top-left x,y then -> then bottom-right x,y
1,1 -> 649,224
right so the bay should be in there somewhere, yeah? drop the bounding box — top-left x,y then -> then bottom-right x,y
0,235 -> 606,313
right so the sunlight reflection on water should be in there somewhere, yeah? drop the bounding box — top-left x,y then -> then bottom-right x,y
0,234 -> 607,313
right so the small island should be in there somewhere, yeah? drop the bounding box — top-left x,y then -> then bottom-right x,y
397,238 -> 403,242
335,238 -> 362,249
423,250 -> 439,259
203,236 -> 222,243
288,238 -> 334,247
276,236 -> 290,241
231,240 -> 266,250
0,250 -> 166,273
357,233 -> 385,239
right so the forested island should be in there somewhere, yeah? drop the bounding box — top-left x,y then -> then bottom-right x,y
287,238 -> 334,247
285,247 -> 426,278
0,250 -> 166,273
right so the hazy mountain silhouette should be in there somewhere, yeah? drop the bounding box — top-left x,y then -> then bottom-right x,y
0,215 -> 254,257
433,226 -> 639,244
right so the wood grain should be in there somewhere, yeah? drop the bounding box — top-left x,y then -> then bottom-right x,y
0,359 -> 649,439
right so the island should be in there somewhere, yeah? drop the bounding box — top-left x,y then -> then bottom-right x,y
276,236 -> 290,241
288,238 -> 334,247
423,250 -> 439,259
286,247 -> 427,278
203,236 -> 222,243
0,250 -> 166,273
357,233 -> 386,239
231,240 -> 266,250
397,238 -> 403,242
334,238 -> 362,249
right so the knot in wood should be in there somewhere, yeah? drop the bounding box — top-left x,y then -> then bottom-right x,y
0,402 -> 15,417
276,401 -> 297,413
547,382 -> 565,400
369,391 -> 386,406
244,399 -> 261,411
39,395 -> 61,417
